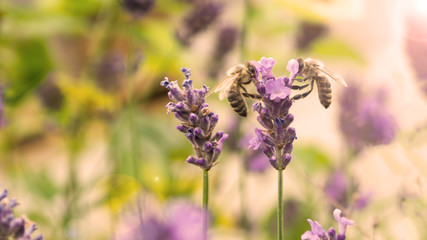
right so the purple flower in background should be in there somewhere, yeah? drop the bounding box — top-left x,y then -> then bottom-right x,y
301,209 -> 354,240
117,201 -> 204,240
248,57 -> 297,170
162,68 -> 228,171
0,185 -> 43,240
240,133 -> 269,173
176,1 -> 223,45
122,0 -> 155,18
333,209 -> 354,240
325,171 -> 348,206
208,25 -> 239,78
325,170 -> 372,211
339,85 -> 396,153
295,21 -> 329,51
301,219 -> 327,240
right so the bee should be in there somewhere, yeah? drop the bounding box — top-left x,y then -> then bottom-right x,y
291,58 -> 347,108
207,63 -> 261,117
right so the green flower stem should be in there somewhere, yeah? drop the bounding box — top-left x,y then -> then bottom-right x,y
203,170 -> 209,240
277,147 -> 284,240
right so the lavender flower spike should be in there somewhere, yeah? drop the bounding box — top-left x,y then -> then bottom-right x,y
301,219 -> 328,240
249,57 -> 298,170
301,209 -> 354,240
333,209 -> 354,240
162,68 -> 228,171
0,185 -> 43,240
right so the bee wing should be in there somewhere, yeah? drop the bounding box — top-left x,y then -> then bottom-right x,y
314,66 -> 348,87
206,74 -> 239,100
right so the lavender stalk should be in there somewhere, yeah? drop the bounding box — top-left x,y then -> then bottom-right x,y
248,57 -> 300,240
161,68 -> 228,240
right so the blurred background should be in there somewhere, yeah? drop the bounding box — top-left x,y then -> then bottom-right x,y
1,0 -> 427,239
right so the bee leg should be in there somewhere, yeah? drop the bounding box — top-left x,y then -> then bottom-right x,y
241,85 -> 263,99
242,92 -> 263,99
291,83 -> 310,90
292,80 -> 314,101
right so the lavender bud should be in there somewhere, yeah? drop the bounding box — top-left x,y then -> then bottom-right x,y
261,134 -> 276,147
200,115 -> 210,133
174,111 -> 189,122
195,158 -> 207,169
261,145 -> 275,159
183,81 -> 195,107
181,67 -> 192,79
283,142 -> 293,154
257,115 -> 274,130
269,156 -> 278,169
253,102 -> 263,113
328,227 -> 336,239
194,127 -> 205,139
211,131 -> 224,142
203,142 -> 213,152
176,125 -> 188,133
186,156 -> 196,164
185,129 -> 197,146
209,147 -> 222,165
285,127 -> 297,143
208,113 -> 219,133
168,88 -> 185,102
284,114 -> 294,128
189,113 -> 198,126
281,153 -> 292,169
160,78 -> 170,88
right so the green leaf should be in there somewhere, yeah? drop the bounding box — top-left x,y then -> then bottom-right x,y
309,37 -> 366,64
293,144 -> 333,170
3,39 -> 53,104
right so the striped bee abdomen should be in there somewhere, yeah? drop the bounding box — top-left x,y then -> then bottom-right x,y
227,86 -> 247,117
316,77 -> 332,109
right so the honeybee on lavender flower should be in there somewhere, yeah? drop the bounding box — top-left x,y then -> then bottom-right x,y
207,63 -> 261,117
292,58 -> 347,108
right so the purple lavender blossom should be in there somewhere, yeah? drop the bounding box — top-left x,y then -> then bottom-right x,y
176,1 -> 223,45
208,25 -> 239,78
325,170 -> 372,211
339,85 -> 396,153
333,209 -> 354,240
122,0 -> 155,18
301,219 -> 328,240
248,57 -> 298,170
301,209 -> 354,240
117,201 -> 204,240
161,67 -> 228,171
325,171 -> 348,206
0,185 -> 43,240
